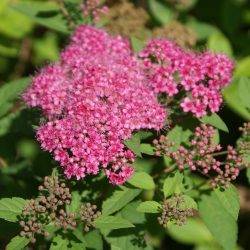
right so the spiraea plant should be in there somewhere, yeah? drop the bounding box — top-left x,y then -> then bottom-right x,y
0,1 -> 250,250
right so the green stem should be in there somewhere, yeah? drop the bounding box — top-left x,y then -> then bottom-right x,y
212,150 -> 228,157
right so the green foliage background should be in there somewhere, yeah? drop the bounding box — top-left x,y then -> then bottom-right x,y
0,0 -> 249,249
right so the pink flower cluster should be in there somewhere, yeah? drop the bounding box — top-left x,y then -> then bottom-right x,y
153,124 -> 241,187
81,0 -> 108,22
23,25 -> 166,184
139,39 -> 234,117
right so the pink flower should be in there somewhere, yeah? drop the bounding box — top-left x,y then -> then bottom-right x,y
24,25 -> 166,185
139,39 -> 234,117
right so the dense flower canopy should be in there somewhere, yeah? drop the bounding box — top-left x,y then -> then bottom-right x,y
24,25 -> 234,184
23,25 -> 166,184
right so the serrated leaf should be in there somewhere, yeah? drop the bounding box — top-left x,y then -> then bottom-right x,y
0,197 -> 26,222
207,32 -> 233,57
127,172 -> 155,190
50,235 -> 68,250
181,195 -> 198,210
11,1 -> 69,34
200,113 -> 229,132
167,125 -> 192,149
84,230 -> 103,250
6,236 -> 30,250
198,190 -> 238,250
213,185 -> 240,220
66,191 -> 81,213
119,201 -> 146,224
163,171 -> 184,198
0,77 -> 29,116
140,144 -> 154,155
124,134 -> 142,157
168,218 -> 214,245
148,0 -> 173,24
95,215 -> 134,230
137,201 -> 161,213
102,187 -> 141,216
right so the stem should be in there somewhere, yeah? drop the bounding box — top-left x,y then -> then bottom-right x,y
164,166 -> 176,174
212,150 -> 228,157
56,0 -> 76,30
0,157 -> 7,168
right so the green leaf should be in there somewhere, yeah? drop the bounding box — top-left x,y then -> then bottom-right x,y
213,185 -> 240,220
0,197 -> 26,222
223,77 -> 250,120
119,201 -> 146,224
238,77 -> 250,108
127,172 -> 155,190
10,1 -> 69,34
0,0 -> 33,39
33,32 -> 59,64
0,112 -> 21,137
148,0 -> 174,25
167,125 -> 192,149
125,132 -> 155,156
140,143 -> 155,155
6,236 -> 30,250
207,32 -> 233,57
181,195 -> 198,210
212,129 -> 220,145
102,187 -> 141,216
163,171 -> 184,198
198,189 -> 238,250
84,230 -> 103,250
136,201 -> 161,213
168,218 -> 214,245
124,134 -> 142,157
200,113 -> 229,132
186,18 -> 218,40
0,77 -> 30,116
235,57 -> 250,77
66,191 -> 81,213
194,243 -> 222,250
95,215 -> 134,231
130,37 -> 144,52
50,235 -> 68,250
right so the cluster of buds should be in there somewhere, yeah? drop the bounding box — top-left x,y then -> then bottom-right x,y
80,203 -> 101,232
54,209 -> 77,230
153,135 -> 174,157
158,195 -> 196,227
19,175 -> 72,242
153,21 -> 197,48
19,199 -> 50,243
81,0 -> 108,22
38,176 -> 71,211
19,175 -> 101,242
154,124 -> 241,188
238,122 -> 250,155
105,0 -> 149,39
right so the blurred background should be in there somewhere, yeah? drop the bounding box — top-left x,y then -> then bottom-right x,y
0,0 -> 249,249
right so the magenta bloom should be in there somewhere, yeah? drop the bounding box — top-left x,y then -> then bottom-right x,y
23,25 -> 166,184
139,39 -> 234,117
